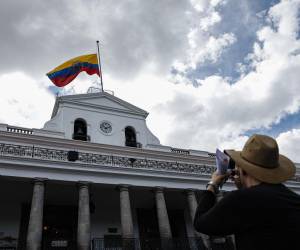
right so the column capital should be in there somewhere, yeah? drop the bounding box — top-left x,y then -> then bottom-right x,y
154,186 -> 165,193
31,178 -> 47,185
117,184 -> 131,192
184,189 -> 198,195
77,181 -> 91,189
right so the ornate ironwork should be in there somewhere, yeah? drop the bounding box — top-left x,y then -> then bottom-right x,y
34,147 -> 68,161
78,152 -> 112,165
91,237 -> 234,250
0,142 -> 299,181
0,143 -> 33,158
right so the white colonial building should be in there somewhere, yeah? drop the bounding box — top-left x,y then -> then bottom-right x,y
0,89 -> 299,250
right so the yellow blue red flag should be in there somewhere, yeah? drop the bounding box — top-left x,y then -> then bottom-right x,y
47,54 -> 100,87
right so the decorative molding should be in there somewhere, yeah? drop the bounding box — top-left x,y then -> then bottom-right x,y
0,142 -> 214,175
0,142 -> 299,183
51,92 -> 149,119
0,131 -> 215,164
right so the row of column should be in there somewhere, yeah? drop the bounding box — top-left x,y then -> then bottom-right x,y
26,179 -> 201,250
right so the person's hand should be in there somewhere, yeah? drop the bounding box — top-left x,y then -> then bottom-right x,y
210,171 -> 230,186
229,171 -> 242,189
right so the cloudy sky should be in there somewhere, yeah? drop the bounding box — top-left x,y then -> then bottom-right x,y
1,0 -> 300,162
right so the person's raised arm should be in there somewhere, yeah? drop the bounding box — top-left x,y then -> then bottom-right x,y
194,171 -> 245,236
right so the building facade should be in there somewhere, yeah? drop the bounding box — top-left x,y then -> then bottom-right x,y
0,90 -> 299,250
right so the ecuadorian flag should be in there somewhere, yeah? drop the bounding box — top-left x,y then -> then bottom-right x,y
47,54 -> 100,87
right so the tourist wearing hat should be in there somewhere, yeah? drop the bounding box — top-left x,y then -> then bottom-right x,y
194,134 -> 300,250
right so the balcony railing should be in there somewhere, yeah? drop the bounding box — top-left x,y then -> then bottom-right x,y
7,126 -> 33,135
91,237 -> 235,250
0,142 -> 215,175
0,238 -> 17,250
0,142 -> 299,182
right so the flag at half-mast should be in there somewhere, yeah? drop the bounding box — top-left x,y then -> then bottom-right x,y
46,54 -> 100,87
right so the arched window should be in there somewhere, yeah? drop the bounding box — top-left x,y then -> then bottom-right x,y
73,119 -> 89,141
125,126 -> 137,147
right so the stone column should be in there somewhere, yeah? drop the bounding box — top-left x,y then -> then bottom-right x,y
119,185 -> 134,238
119,185 -> 135,250
77,182 -> 91,250
155,187 -> 172,238
186,190 -> 198,222
186,190 -> 211,249
26,178 -> 45,250
155,187 -> 172,249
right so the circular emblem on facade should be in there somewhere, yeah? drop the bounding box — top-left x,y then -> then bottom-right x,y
100,121 -> 112,134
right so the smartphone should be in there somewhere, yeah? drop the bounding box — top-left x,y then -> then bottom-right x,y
216,148 -> 230,174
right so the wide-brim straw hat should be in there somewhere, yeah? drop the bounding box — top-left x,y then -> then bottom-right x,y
225,134 -> 295,184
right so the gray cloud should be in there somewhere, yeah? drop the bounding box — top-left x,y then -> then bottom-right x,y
160,0 -> 300,155
0,0 -> 192,80
1,0 -> 300,162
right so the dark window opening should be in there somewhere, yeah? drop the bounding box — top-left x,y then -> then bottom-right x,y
73,119 -> 89,141
125,126 -> 137,147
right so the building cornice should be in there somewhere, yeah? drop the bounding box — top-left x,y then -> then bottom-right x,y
51,92 -> 149,119
0,130 -> 215,164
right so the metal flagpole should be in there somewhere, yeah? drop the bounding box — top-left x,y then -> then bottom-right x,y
96,40 -> 104,92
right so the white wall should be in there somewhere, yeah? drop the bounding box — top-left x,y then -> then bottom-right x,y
43,94 -> 160,147
62,106 -> 150,147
